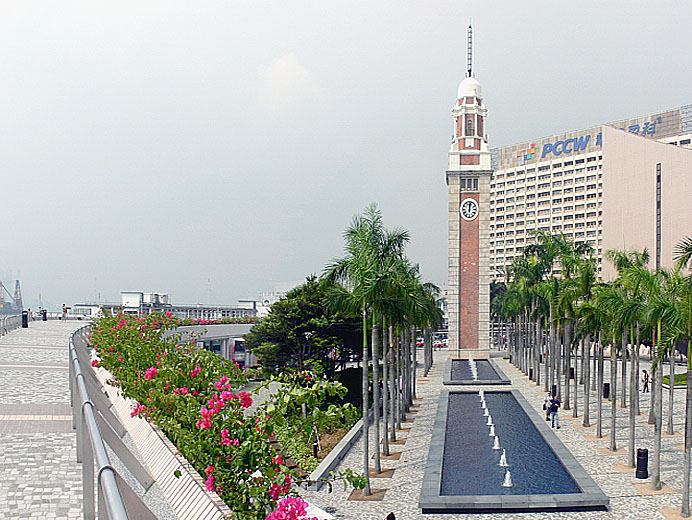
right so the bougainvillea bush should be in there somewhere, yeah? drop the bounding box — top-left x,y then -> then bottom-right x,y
90,312 -> 296,519
89,312 -> 364,520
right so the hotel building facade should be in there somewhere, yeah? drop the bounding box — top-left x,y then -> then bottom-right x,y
487,105 -> 692,281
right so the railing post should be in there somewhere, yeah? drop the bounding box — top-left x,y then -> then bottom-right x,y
82,403 -> 96,520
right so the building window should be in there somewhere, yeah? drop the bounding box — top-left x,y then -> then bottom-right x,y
656,163 -> 662,269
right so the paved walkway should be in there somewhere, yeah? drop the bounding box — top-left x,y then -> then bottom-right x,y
301,349 -> 689,520
0,320 -> 84,519
0,320 -> 182,520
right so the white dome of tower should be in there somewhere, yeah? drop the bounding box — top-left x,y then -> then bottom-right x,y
457,76 -> 481,99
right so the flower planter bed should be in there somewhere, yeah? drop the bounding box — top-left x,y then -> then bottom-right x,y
92,362 -> 233,520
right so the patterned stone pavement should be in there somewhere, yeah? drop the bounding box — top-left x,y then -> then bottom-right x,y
300,349 -> 689,520
0,320 -> 179,520
0,320 -> 84,519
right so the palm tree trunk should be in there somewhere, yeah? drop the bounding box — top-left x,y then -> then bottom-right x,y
580,333 -> 585,385
621,332 -> 628,409
573,336 -> 580,418
549,308 -> 555,395
669,350 -> 676,436
535,318 -> 541,386
592,342 -> 598,392
629,327 -> 637,467
389,326 -> 397,441
403,328 -> 410,411
681,339 -> 691,517
411,325 -> 417,401
610,341 -> 618,452
395,331 -> 405,430
557,327 -> 563,400
635,324 -> 641,415
361,308 -> 371,495
597,334 -> 604,438
583,333 -> 591,427
372,318 -> 381,473
382,320 -> 389,457
652,356 -> 664,491
649,329 -> 657,425
564,322 -> 571,410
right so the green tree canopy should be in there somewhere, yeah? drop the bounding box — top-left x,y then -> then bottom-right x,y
243,276 -> 360,377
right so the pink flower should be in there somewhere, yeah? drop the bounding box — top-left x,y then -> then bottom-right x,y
131,403 -> 147,418
144,367 -> 158,380
214,376 -> 230,391
196,418 -> 212,429
91,359 -> 99,367
220,429 -> 239,446
265,496 -> 315,520
205,474 -> 215,492
205,465 -> 215,475
238,392 -> 252,409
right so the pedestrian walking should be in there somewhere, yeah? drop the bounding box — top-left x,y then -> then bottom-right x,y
544,392 -> 552,421
550,396 -> 561,429
642,369 -> 650,393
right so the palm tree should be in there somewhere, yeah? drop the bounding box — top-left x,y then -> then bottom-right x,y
323,203 -> 409,493
673,236 -> 692,517
647,268 -> 678,491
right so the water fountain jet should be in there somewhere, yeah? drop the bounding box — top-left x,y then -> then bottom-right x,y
501,469 -> 513,488
499,449 -> 509,467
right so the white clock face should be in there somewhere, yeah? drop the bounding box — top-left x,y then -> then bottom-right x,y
460,198 -> 479,221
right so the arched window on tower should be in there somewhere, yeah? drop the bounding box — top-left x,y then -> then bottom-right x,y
466,116 -> 474,136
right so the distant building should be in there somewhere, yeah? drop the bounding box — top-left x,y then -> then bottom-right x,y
73,291 -> 257,319
488,105 -> 692,281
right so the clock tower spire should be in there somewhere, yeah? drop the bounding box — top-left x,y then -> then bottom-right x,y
446,25 -> 492,358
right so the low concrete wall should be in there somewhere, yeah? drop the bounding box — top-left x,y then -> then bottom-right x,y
304,409 -> 373,491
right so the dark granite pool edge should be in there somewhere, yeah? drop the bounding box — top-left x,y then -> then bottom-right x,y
442,358 -> 511,385
418,389 -> 609,513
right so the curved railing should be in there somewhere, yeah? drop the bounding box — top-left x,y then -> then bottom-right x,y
69,326 -> 156,519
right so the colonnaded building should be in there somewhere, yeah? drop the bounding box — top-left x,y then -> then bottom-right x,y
446,30 -> 692,357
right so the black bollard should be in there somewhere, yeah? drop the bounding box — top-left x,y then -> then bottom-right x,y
21,311 -> 28,328
569,367 -> 575,380
42,309 -> 47,321
603,382 -> 610,399
529,368 -> 534,380
552,384 -> 557,398
636,448 -> 649,479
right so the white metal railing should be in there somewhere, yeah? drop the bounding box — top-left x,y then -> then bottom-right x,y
69,326 -> 157,519
0,313 -> 22,335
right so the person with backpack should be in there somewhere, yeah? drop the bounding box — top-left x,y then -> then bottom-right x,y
544,392 -> 552,421
642,369 -> 650,393
550,396 -> 561,429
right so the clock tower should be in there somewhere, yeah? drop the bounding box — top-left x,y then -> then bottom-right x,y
446,25 -> 492,358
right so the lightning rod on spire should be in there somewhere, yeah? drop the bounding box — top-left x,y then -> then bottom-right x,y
467,24 -> 473,78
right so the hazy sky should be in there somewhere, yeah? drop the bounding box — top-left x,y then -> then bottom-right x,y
3,1 -> 691,310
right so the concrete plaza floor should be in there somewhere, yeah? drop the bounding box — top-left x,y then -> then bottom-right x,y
0,320 -> 84,519
0,320 -> 178,520
301,348 -> 690,520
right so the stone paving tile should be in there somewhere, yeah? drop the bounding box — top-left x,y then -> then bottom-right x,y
0,433 -> 82,519
0,346 -> 68,365
0,322 -> 84,518
300,350 -> 691,519
0,369 -> 71,404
